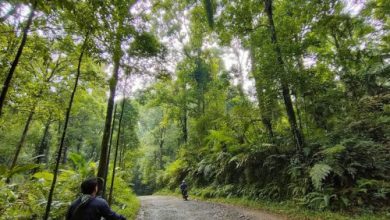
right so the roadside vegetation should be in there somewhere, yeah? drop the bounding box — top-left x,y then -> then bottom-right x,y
0,153 -> 139,219
134,0 -> 390,218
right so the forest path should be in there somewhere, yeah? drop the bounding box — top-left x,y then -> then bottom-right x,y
136,195 -> 286,220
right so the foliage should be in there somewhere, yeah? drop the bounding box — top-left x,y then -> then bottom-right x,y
110,171 -> 140,220
134,0 -> 390,215
310,164 -> 332,191
0,153 -> 139,219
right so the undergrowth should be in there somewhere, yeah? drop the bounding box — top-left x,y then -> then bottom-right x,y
0,153 -> 139,219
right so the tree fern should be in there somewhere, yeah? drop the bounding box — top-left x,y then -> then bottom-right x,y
310,163 -> 332,190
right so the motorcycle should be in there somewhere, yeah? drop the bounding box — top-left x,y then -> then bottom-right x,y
181,189 -> 188,201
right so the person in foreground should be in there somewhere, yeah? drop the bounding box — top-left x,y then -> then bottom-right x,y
66,177 -> 126,220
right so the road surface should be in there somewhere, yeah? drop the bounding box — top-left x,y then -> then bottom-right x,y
136,195 -> 286,220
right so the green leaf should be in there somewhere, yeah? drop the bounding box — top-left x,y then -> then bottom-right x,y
33,171 -> 53,181
321,145 -> 346,155
8,164 -> 40,178
310,163 -> 332,190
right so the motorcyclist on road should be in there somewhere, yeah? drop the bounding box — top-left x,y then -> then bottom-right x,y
179,180 -> 188,200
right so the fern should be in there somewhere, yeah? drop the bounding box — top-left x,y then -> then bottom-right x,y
310,163 -> 332,190
320,145 -> 345,155
7,164 -> 40,179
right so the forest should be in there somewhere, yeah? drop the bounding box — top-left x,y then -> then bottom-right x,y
0,0 -> 389,219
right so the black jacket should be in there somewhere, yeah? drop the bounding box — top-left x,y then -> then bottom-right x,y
66,196 -> 126,220
180,182 -> 187,191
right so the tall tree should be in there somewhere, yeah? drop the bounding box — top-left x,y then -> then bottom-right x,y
108,98 -> 126,205
263,0 -> 304,152
102,103 -> 118,197
96,0 -> 137,194
96,0 -> 163,194
44,31 -> 90,220
0,0 -> 37,116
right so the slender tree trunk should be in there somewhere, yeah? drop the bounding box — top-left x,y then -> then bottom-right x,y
76,138 -> 82,153
61,138 -> 68,164
119,136 -> 125,168
293,47 -> 306,135
232,43 -> 245,95
119,142 -> 123,168
57,120 -> 62,139
44,31 -> 89,220
180,83 -> 188,144
32,117 -> 51,173
182,107 -> 188,144
159,128 -> 165,170
36,117 -> 51,164
119,127 -> 125,168
8,109 -> 35,174
292,90 -> 304,135
90,144 -> 97,160
97,40 -> 122,195
249,41 -> 275,142
264,0 -> 304,152
0,0 -> 37,117
102,104 -> 118,197
108,99 -> 126,206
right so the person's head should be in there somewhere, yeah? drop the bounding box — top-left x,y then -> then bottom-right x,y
81,178 -> 99,195
182,180 -> 186,183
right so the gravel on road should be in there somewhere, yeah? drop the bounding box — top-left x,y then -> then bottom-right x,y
136,195 -> 286,220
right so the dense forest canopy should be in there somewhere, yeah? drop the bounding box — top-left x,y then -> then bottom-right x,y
0,0 -> 389,219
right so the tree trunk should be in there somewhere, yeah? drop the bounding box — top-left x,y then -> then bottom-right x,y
90,144 -> 97,160
232,43 -> 245,95
159,127 -> 165,170
118,102 -> 126,167
102,103 -> 118,197
61,138 -> 68,164
264,0 -> 304,153
292,90 -> 304,135
8,109 -> 35,174
32,117 -> 51,173
97,40 -> 122,195
0,0 -> 37,117
182,107 -> 188,144
180,83 -> 188,144
108,99 -> 126,206
44,31 -> 89,220
119,128 -> 125,168
76,138 -> 82,153
249,41 -> 275,142
36,117 -> 51,165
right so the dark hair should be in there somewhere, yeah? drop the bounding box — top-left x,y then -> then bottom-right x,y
81,178 -> 98,194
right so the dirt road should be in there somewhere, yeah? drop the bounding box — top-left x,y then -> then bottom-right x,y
136,195 -> 286,220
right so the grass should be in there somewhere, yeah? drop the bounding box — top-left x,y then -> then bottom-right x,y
156,189 -> 390,220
